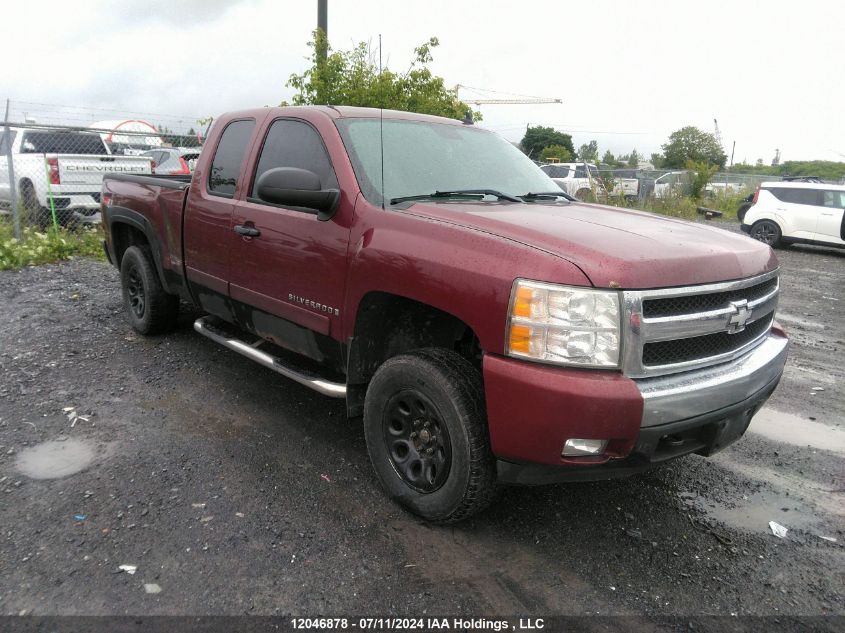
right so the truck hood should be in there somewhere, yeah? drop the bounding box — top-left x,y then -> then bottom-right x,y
403,201 -> 778,289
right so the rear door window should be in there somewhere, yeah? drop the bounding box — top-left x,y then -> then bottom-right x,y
251,119 -> 338,199
769,187 -> 820,206
208,119 -> 256,197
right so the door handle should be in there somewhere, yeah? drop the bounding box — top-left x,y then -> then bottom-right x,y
234,224 -> 261,237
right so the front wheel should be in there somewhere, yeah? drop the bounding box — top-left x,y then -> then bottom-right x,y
363,348 -> 496,523
749,219 -> 783,247
120,246 -> 179,335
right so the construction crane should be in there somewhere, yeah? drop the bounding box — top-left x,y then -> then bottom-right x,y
713,118 -> 722,146
455,84 -> 561,106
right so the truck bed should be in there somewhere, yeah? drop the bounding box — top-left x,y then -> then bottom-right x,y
102,173 -> 193,293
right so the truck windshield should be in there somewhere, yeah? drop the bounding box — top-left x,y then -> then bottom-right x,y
20,132 -> 107,155
336,118 -> 561,207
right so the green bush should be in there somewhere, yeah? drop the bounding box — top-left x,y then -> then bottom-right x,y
0,223 -> 105,271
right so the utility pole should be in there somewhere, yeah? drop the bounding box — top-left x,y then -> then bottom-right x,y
317,0 -> 328,65
3,99 -> 20,239
730,140 -> 735,167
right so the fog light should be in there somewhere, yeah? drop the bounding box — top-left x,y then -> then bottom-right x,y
562,439 -> 608,457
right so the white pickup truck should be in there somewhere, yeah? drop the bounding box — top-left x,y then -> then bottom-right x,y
0,128 -> 152,227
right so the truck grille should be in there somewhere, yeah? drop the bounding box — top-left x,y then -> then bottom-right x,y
642,277 -> 778,318
642,316 -> 773,366
622,271 -> 779,378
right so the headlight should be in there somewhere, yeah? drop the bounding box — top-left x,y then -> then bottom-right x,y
506,280 -> 621,368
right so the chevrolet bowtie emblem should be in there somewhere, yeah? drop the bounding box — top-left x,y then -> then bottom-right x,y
727,299 -> 752,333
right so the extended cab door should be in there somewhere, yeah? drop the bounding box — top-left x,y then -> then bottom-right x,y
816,189 -> 845,245
183,118 -> 258,320
226,118 -> 351,362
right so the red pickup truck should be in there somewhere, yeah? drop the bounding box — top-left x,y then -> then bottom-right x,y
101,106 -> 789,523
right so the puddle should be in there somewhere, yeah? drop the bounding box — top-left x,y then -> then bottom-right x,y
15,439 -> 97,479
748,408 -> 845,455
681,489 -> 820,534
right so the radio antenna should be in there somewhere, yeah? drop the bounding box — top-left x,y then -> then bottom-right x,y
379,33 -> 385,210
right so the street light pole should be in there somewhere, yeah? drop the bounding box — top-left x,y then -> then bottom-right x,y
317,0 -> 328,65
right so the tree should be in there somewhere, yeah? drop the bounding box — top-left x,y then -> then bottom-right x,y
521,126 -> 574,160
661,126 -> 727,168
576,140 -> 599,163
602,150 -> 621,168
628,149 -> 640,167
539,144 -> 573,163
650,152 -> 664,168
686,159 -> 718,199
286,31 -> 480,122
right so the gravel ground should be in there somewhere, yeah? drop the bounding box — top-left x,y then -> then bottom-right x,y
0,224 -> 843,627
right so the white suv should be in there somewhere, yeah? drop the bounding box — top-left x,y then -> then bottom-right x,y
540,163 -> 605,200
742,181 -> 845,249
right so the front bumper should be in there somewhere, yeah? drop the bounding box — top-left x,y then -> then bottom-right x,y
484,330 -> 789,483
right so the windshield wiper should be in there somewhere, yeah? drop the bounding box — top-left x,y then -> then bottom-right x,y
390,189 -> 522,205
519,191 -> 576,202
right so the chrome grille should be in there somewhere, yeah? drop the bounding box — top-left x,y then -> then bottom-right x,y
622,270 -> 779,378
642,277 -> 778,318
642,316 -> 773,366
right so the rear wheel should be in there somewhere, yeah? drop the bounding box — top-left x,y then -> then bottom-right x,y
20,181 -> 50,230
736,202 -> 752,224
363,348 -> 496,523
120,246 -> 179,335
575,188 -> 594,202
749,219 -> 782,247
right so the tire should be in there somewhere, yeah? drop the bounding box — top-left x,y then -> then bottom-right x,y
749,219 -> 783,248
736,202 -> 752,224
363,348 -> 496,523
575,188 -> 594,202
120,245 -> 179,335
20,181 -> 51,231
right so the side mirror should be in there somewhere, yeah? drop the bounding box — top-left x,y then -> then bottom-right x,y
256,167 -> 340,221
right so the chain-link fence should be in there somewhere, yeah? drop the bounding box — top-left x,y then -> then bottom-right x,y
591,168 -> 801,201
1,100 -> 206,237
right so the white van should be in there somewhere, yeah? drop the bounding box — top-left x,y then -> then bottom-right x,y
742,181 -> 845,249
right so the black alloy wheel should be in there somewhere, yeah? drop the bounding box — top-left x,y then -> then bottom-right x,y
750,219 -> 782,247
363,348 -> 497,523
126,267 -> 146,319
383,389 -> 452,493
119,245 -> 179,335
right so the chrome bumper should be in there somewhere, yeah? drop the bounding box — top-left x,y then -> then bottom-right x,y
635,334 -> 789,427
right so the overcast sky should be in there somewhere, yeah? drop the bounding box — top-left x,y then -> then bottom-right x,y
2,0 -> 842,164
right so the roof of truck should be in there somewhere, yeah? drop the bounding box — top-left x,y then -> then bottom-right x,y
222,105 -> 468,126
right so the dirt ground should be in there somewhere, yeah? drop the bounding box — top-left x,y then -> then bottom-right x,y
0,223 -> 843,629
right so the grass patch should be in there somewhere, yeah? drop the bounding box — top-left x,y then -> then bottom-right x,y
0,222 -> 106,271
603,190 -> 746,221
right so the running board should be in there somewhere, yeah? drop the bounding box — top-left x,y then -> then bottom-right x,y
193,316 -> 346,398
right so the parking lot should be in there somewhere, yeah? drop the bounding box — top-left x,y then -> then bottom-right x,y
0,223 -> 842,625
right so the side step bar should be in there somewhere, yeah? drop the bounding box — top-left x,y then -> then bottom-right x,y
193,316 -> 347,398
